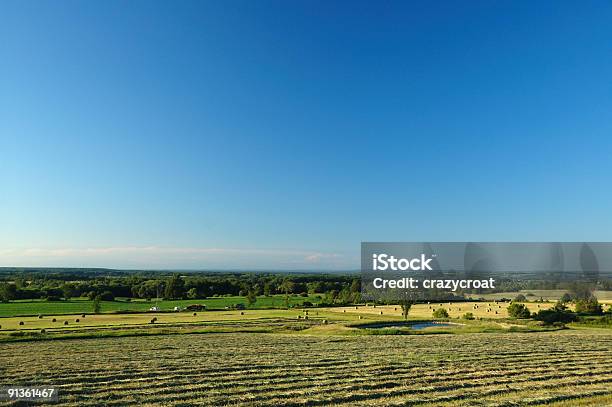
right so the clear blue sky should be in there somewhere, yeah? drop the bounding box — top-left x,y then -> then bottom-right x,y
2,1 -> 612,270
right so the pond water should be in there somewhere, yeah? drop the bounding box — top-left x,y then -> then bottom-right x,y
409,322 -> 457,330
356,321 -> 461,330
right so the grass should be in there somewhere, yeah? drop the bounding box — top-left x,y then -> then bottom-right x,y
1,331 -> 610,406
0,294 -> 322,317
1,297 -> 610,406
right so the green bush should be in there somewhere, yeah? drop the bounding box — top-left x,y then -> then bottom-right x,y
575,297 -> 603,315
507,303 -> 531,318
534,308 -> 577,324
433,308 -> 449,318
462,312 -> 475,320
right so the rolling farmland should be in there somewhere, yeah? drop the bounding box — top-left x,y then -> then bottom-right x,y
1,331 -> 611,406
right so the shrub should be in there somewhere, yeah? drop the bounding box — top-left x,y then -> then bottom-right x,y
575,297 -> 603,315
534,307 -> 577,324
433,308 -> 449,318
507,303 -> 531,318
462,312 -> 475,320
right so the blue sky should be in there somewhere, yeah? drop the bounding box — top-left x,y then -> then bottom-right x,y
2,1 -> 612,270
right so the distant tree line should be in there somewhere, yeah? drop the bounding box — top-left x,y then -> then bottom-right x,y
0,270 -> 361,305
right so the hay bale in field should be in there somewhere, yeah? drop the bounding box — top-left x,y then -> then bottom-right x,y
343,310 -> 346,313
19,321 -> 24,326
394,307 -> 397,311
240,312 -> 244,315
38,315 -> 43,319
40,329 -> 46,334
495,311 -> 498,314
82,314 -> 86,318
75,318 -> 80,323
193,312 -> 197,316
358,316 -> 363,319
150,319 -> 155,324
323,320 -> 328,324
380,311 -> 383,315
297,315 -> 302,319
52,318 -> 57,322
304,316 -> 308,320
355,306 -> 358,309
64,321 -> 68,325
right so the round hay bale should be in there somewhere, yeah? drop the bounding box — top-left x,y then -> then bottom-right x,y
343,310 -> 346,313
150,319 -> 155,324
323,320 -> 328,324
82,314 -> 86,318
64,321 -> 68,325
379,311 -> 383,315
75,318 -> 80,323
40,329 -> 46,334
394,307 -> 397,311
38,315 -> 43,319
304,316 -> 308,320
19,321 -> 24,326
355,306 -> 358,310
52,318 -> 57,322
358,316 -> 363,319
193,312 -> 197,316
297,315 -> 301,319
240,311 -> 244,315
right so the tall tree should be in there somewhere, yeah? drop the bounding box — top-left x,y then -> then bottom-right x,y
165,275 -> 186,299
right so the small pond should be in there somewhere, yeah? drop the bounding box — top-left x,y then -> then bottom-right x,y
356,321 -> 462,330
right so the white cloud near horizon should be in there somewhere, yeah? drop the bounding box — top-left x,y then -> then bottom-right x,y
0,246 -> 357,270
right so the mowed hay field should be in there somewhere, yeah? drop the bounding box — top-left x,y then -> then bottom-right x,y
1,332 -> 611,406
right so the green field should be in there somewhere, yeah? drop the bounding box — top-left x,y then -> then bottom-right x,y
0,294 -> 321,317
1,331 -> 611,406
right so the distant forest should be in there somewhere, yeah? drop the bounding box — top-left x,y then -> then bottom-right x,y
0,268 -> 610,304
